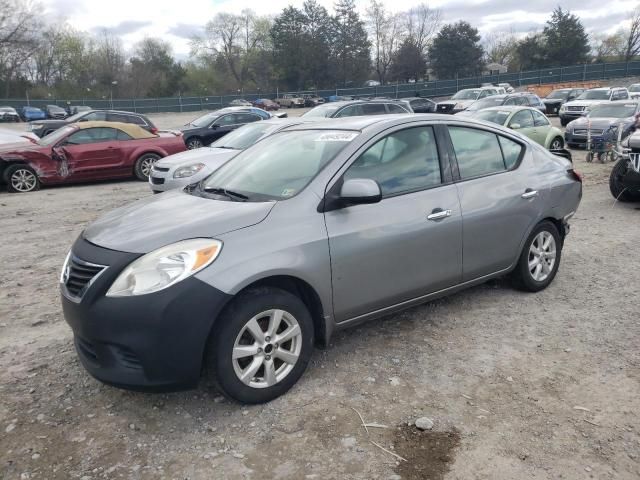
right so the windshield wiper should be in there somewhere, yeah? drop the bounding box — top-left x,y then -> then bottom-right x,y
202,187 -> 249,201
213,145 -> 237,149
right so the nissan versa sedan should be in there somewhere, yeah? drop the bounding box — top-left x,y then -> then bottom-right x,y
60,115 -> 582,404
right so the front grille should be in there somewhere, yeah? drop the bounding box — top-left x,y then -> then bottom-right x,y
114,347 -> 143,370
150,176 -> 165,185
64,256 -> 106,298
573,129 -> 604,136
153,166 -> 170,172
437,104 -> 453,113
567,106 -> 584,112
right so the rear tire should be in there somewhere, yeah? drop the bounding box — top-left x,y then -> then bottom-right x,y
6,164 -> 40,193
133,153 -> 161,181
511,221 -> 562,292
609,159 -> 639,202
549,137 -> 564,150
206,287 -> 314,404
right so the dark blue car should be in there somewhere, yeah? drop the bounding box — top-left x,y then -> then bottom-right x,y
20,106 -> 46,122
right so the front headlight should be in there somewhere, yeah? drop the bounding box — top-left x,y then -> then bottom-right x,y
174,163 -> 206,179
106,238 -> 222,297
454,103 -> 465,110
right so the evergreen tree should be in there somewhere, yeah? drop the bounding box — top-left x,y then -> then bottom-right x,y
543,7 -> 590,66
331,0 -> 371,87
390,39 -> 426,82
428,21 -> 484,79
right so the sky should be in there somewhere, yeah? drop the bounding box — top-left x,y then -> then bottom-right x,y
41,0 -> 639,59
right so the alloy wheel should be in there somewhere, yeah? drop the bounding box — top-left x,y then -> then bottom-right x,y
187,138 -> 203,149
10,168 -> 37,192
232,309 -> 302,389
140,157 -> 157,177
550,138 -> 563,149
528,231 -> 556,282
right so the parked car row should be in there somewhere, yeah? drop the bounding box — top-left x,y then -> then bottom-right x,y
0,104 -> 96,122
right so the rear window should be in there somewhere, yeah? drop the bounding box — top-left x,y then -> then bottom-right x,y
449,127 -> 506,179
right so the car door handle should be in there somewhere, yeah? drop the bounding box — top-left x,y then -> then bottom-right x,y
521,189 -> 539,199
427,209 -> 452,221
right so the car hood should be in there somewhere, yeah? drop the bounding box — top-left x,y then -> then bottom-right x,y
83,190 -> 276,254
568,117 -> 632,130
154,147 -> 239,169
0,143 -> 43,155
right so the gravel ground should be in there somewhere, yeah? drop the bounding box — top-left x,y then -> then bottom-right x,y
1,111 -> 639,480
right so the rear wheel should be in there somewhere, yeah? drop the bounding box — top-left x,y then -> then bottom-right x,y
549,137 -> 564,150
133,153 -> 161,181
511,221 -> 562,292
6,164 -> 40,193
609,159 -> 639,202
186,137 -> 204,149
206,287 -> 314,404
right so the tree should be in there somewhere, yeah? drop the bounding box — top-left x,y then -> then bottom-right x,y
621,7 -> 640,61
301,0 -> 333,88
591,32 -> 626,62
543,7 -> 590,66
365,0 -> 402,84
271,6 -> 307,90
428,21 -> 484,79
483,30 -> 518,66
129,38 -> 185,97
513,33 -> 547,70
331,0 -> 371,87
401,3 -> 441,57
390,39 -> 426,82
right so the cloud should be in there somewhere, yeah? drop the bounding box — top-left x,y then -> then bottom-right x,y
93,20 -> 152,36
167,23 -> 205,40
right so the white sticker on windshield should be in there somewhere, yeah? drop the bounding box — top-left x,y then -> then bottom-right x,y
281,188 -> 296,197
498,111 -> 511,115
315,132 -> 358,142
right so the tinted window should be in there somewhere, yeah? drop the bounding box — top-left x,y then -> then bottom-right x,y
109,113 -> 129,123
531,110 -> 549,127
66,127 -> 118,145
344,127 -> 441,197
449,127 -> 505,179
82,111 -> 106,121
127,115 -> 146,125
509,110 -> 535,128
335,105 -> 363,118
515,97 -> 529,106
498,136 -> 523,169
215,114 -> 237,126
387,103 -> 408,114
527,96 -> 540,106
361,103 -> 387,115
234,113 -> 261,124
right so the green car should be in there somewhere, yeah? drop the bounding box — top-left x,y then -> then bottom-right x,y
471,106 -> 565,150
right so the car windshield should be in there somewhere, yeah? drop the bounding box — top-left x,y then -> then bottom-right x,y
200,129 -> 358,201
38,126 -> 75,146
629,85 -> 640,92
467,97 -> 505,110
452,89 -> 480,100
189,112 -> 219,128
49,106 -> 65,112
547,90 -> 569,99
0,107 -> 15,112
588,104 -> 638,118
302,104 -> 343,118
473,109 -> 510,126
211,122 -> 276,150
577,90 -> 611,100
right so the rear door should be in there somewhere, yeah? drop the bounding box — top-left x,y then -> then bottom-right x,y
445,125 -> 544,280
60,127 -> 122,179
324,124 -> 462,322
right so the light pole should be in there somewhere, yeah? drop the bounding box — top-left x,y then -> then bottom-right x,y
110,81 -> 118,109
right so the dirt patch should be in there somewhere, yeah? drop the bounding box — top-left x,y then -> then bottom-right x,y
394,426 -> 461,480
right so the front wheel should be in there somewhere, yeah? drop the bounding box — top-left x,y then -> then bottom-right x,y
206,287 -> 314,404
186,137 -> 204,149
134,153 -> 161,181
511,221 -> 562,292
6,164 -> 40,193
549,137 -> 564,150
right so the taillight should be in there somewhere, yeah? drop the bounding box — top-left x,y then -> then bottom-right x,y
150,127 -> 158,134
568,168 -> 583,183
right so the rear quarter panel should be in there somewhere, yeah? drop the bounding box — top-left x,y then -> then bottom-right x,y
124,136 -> 186,164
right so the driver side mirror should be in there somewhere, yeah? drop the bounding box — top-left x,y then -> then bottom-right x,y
509,123 -> 521,130
340,178 -> 382,206
210,124 -> 219,129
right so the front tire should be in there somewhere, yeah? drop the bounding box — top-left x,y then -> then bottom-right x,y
133,153 -> 161,181
6,164 -> 40,193
549,137 -> 564,150
511,221 -> 562,292
206,287 -> 314,404
609,159 -> 639,202
186,137 -> 204,149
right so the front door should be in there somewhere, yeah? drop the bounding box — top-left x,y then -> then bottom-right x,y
446,125 -> 545,281
324,125 -> 463,322
59,127 -> 122,179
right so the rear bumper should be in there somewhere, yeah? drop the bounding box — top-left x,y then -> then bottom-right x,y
61,237 -> 231,392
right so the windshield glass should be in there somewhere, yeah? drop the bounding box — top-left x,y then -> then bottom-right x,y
452,89 -> 480,100
201,130 -> 358,201
577,90 -> 611,100
547,90 -> 569,99
189,112 -> 219,128
302,104 -> 342,118
211,122 -> 275,150
473,110 -> 510,126
65,111 -> 89,122
630,85 -> 640,92
467,97 -> 505,110
588,103 -> 638,118
38,126 -> 75,146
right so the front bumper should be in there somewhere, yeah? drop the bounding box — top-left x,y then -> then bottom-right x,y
543,102 -> 562,114
148,166 -> 213,193
560,112 -> 585,122
61,237 -> 231,391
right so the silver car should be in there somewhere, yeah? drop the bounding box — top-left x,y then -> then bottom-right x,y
60,115 -> 582,404
149,118 -> 318,193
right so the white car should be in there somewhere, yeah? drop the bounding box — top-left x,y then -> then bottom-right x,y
436,86 -> 501,114
629,83 -> 640,100
559,87 -> 630,126
149,118 -> 318,193
0,128 -> 39,145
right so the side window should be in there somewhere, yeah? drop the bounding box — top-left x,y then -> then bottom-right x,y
116,130 -> 133,141
343,126 -> 441,197
82,111 -> 106,121
387,103 -> 408,114
509,110 -> 535,129
362,103 -> 387,115
478,90 -> 490,99
335,105 -> 363,118
619,90 -> 629,100
531,110 -> 549,127
235,113 -> 261,124
504,97 -> 517,105
108,113 -> 128,122
498,136 -> 523,169
66,127 -> 118,145
127,115 -> 146,126
449,127 -> 506,179
214,114 -> 236,126
515,96 -> 529,106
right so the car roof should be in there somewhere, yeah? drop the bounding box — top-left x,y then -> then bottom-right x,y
72,121 -> 156,139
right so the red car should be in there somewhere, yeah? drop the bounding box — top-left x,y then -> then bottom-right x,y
0,121 -> 186,193
252,98 -> 280,111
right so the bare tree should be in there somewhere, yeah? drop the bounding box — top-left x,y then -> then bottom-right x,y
622,7 -> 640,61
402,3 -> 441,56
365,0 -> 402,84
483,30 -> 518,66
590,32 -> 626,62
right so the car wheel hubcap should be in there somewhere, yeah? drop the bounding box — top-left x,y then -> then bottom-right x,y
232,309 -> 302,389
11,169 -> 36,192
141,157 -> 157,177
551,139 -> 562,149
188,139 -> 202,149
528,231 -> 556,282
